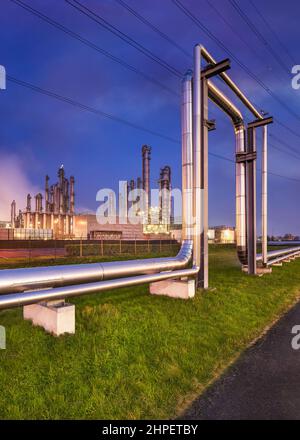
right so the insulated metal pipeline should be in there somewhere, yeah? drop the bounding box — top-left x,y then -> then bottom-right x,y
0,266 -> 199,310
193,44 -> 202,286
0,240 -> 193,294
201,46 -> 262,120
256,246 -> 300,262
181,70 -> 193,241
265,250 -> 300,266
207,81 -> 247,265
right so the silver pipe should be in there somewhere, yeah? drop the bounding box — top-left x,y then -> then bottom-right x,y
207,81 -> 243,124
0,266 -> 199,310
0,240 -> 193,294
262,125 -> 268,265
193,44 -> 202,287
268,241 -> 300,246
201,46 -> 262,120
235,124 -> 247,265
266,250 -> 300,266
200,77 -> 209,288
207,81 -> 247,265
256,246 -> 300,261
181,70 -> 193,241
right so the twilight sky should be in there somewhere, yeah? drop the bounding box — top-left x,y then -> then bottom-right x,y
0,0 -> 299,235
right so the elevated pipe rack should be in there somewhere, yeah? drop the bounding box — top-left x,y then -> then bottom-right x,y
0,44 -> 297,311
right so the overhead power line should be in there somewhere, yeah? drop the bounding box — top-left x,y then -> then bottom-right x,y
172,0 -> 300,123
228,0 -> 293,74
115,0 -> 191,59
205,0 -> 276,75
9,0 -> 178,97
13,0 -> 300,142
65,0 -> 182,78
273,118 -> 300,140
248,0 -> 297,66
269,144 -> 300,162
209,150 -> 300,183
270,133 -> 300,156
7,75 -> 179,144
6,75 -> 300,184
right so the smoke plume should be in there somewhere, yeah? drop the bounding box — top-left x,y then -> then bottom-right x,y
0,153 -> 41,220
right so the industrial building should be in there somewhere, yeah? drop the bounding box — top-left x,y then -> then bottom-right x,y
5,146 -> 173,240
11,165 -> 75,239
128,145 -> 172,233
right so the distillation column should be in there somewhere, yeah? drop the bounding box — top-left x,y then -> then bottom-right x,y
142,145 -> 151,223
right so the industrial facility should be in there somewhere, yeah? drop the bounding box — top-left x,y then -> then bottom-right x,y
128,145 -> 173,233
5,146 -> 173,241
2,41 -> 299,331
11,165 -> 75,239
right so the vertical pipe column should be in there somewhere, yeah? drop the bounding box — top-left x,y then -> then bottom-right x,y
262,125 -> 268,266
247,127 -> 257,274
235,124 -> 247,265
200,78 -> 209,288
193,44 -> 202,286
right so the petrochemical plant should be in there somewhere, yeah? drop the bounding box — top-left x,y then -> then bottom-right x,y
10,166 -> 75,239
7,145 -> 175,240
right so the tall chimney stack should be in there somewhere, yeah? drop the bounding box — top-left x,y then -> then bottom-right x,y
159,166 -> 171,225
45,175 -> 49,212
142,145 -> 151,221
70,176 -> 75,214
11,200 -> 16,228
26,194 -> 31,212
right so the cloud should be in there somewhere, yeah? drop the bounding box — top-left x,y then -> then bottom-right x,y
0,152 -> 41,220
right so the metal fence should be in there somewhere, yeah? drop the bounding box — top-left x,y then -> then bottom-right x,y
0,238 -> 180,264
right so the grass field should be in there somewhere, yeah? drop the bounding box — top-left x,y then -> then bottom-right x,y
0,245 -> 300,419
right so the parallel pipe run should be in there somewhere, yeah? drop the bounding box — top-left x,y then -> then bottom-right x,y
201,47 -> 262,120
256,246 -> 300,263
0,240 -> 193,294
0,44 -> 272,312
207,80 -> 247,265
181,70 -> 194,241
0,266 -> 199,310
266,250 -> 300,267
193,44 -> 202,287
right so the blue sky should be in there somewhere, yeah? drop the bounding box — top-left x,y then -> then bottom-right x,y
0,0 -> 299,234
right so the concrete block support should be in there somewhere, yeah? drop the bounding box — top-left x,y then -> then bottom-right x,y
24,300 -> 75,336
150,279 -> 195,299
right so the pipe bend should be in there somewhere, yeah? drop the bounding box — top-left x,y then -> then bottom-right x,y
0,240 -> 193,294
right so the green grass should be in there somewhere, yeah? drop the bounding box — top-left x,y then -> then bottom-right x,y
0,245 -> 300,419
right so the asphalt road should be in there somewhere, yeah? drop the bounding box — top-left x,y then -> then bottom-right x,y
182,300 -> 300,420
